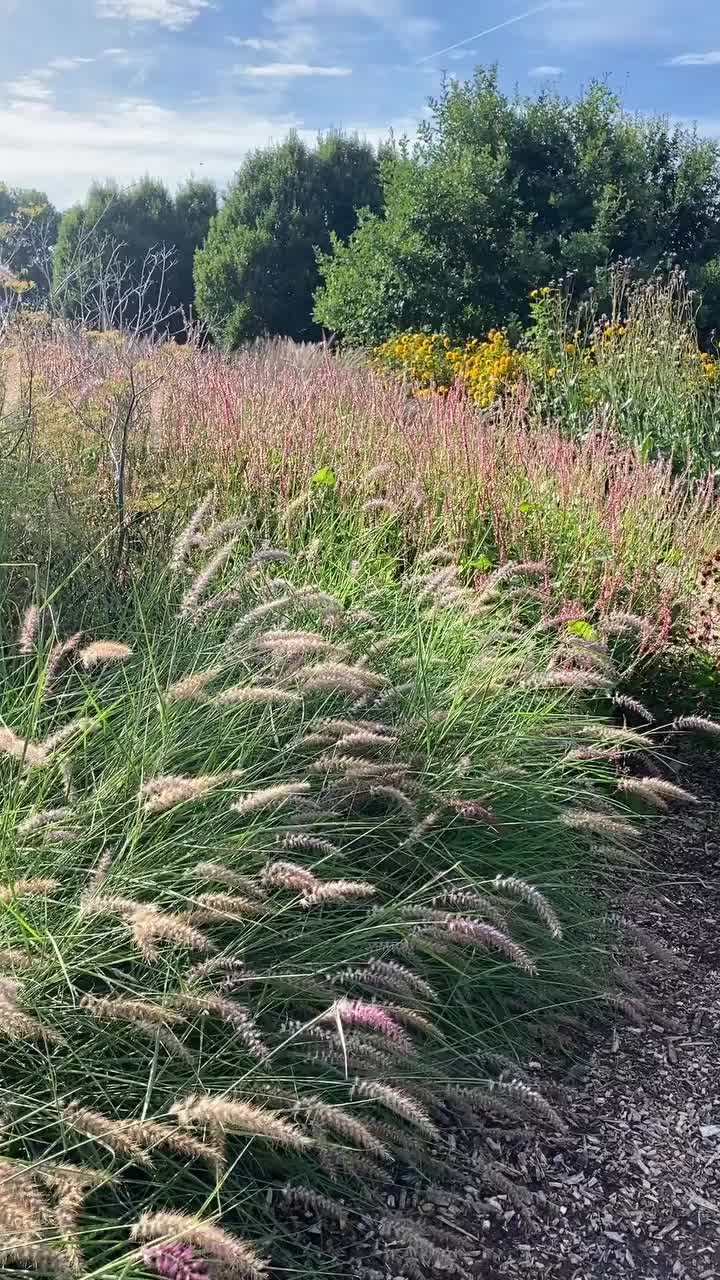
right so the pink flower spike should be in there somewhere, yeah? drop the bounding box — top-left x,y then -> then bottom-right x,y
142,1242 -> 209,1280
324,997 -> 415,1051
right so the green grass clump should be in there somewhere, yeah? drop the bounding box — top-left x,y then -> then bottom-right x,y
0,518 -> 651,1277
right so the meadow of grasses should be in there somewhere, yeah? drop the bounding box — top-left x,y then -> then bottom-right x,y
1,278 -> 719,1277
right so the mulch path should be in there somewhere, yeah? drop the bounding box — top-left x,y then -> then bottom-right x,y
477,752 -> 720,1279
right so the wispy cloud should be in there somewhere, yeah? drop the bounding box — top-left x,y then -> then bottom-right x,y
5,76 -> 55,101
96,0 -> 211,29
268,0 -> 439,50
47,57 -> 96,72
226,37 -> 283,51
529,64 -> 564,76
239,62 -> 352,79
666,51 -> 720,66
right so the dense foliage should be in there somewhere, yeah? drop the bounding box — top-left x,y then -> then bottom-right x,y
52,177 -> 217,331
1,303 -> 718,1276
0,182 -> 59,297
315,70 -> 720,345
194,132 -> 382,348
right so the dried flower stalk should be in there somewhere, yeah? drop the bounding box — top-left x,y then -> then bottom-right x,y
170,1095 -> 311,1150
131,1209 -> 268,1279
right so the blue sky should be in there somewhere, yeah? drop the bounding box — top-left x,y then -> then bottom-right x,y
3,0 -> 720,208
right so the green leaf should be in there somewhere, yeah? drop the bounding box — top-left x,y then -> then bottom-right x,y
312,465 -> 337,489
566,620 -> 597,641
464,554 -> 493,572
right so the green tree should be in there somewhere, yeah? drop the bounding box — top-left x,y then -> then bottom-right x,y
193,131 -> 382,348
173,178 -> 218,322
0,183 -> 59,298
314,69 -> 720,345
53,176 -> 216,331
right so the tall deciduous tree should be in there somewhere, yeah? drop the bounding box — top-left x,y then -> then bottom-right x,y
193,131 -> 382,348
53,176 -> 216,331
314,69 -> 720,345
0,183 -> 59,298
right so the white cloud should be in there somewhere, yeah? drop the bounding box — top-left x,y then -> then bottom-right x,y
0,94 -> 405,207
47,57 -> 96,72
96,0 -> 211,29
226,37 -> 283,51
5,77 -> 54,101
529,64 -> 564,75
240,62 -> 352,78
268,0 -> 439,49
666,51 -> 720,66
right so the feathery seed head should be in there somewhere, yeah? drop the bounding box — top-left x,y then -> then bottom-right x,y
318,999 -> 415,1055
224,597 -> 291,643
618,776 -> 699,808
79,641 -> 133,670
16,807 -> 73,838
674,714 -> 720,736
170,1095 -> 311,1150
191,863 -> 266,897
214,685 -> 301,708
232,782 -> 311,818
0,726 -> 44,767
189,892 -> 264,922
165,667 -> 224,703
281,1185 -> 348,1227
17,605 -> 39,655
180,538 -> 240,620
62,1104 -> 152,1164
562,809 -> 638,841
612,693 -> 654,724
131,1209 -> 269,1278
45,631 -> 84,688
281,832 -> 340,857
170,492 -> 215,573
0,877 -> 59,904
142,772 -> 244,814
493,875 -> 562,939
262,860 -> 318,892
301,879 -> 378,909
293,1096 -> 391,1161
489,1078 -> 567,1132
352,1079 -> 438,1137
143,1242 -> 209,1280
130,906 -> 218,962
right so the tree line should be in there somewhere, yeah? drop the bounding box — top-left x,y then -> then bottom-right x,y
4,69 -> 720,347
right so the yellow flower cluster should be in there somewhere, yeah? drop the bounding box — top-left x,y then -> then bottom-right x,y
374,329 -> 522,407
1,277 -> 35,294
446,329 -> 522,406
374,331 -> 450,390
85,330 -> 125,344
600,323 -> 626,343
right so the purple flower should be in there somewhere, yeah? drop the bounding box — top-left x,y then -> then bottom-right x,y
142,1242 -> 209,1280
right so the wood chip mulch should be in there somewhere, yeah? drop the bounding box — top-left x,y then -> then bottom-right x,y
477,752 -> 720,1279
